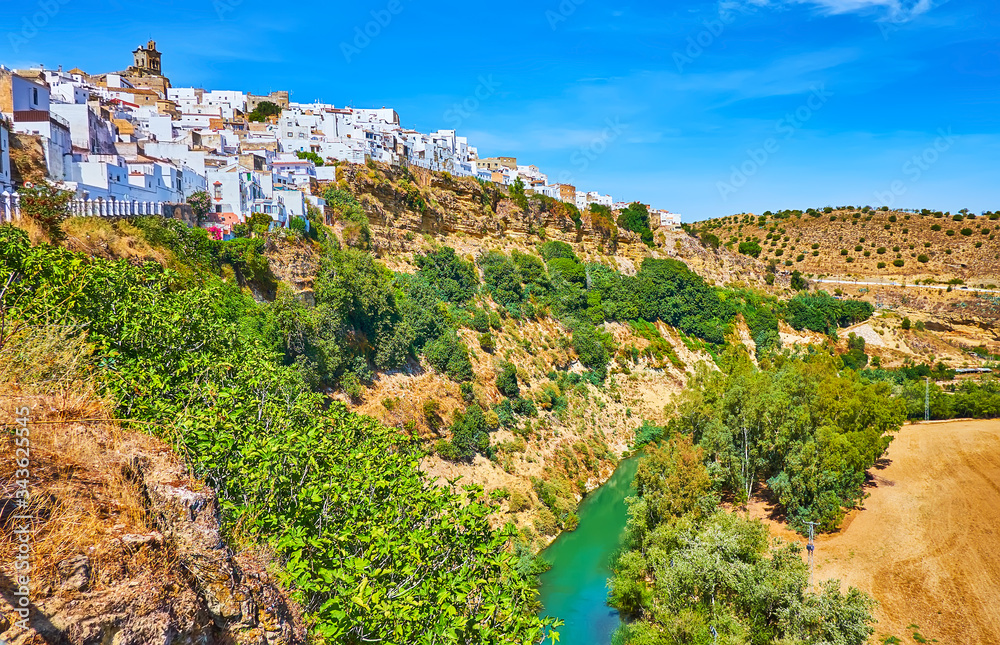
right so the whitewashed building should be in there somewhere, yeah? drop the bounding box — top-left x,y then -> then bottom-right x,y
50,103 -> 117,154
0,118 -> 11,192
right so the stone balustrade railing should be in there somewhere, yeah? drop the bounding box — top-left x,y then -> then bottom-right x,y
1,191 -> 166,223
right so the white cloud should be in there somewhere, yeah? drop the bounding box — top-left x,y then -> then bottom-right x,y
742,0 -> 940,22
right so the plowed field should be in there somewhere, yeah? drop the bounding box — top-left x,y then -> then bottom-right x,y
814,419 -> 1000,644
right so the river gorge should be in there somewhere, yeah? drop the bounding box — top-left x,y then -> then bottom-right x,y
537,456 -> 640,645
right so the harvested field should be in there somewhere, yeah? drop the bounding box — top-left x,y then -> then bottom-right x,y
812,419 -> 1000,644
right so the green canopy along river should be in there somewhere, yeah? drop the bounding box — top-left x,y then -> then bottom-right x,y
537,456 -> 639,645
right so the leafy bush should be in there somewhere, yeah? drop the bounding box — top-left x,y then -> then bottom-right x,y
246,100 -> 281,122
539,240 -> 578,262
19,182 -> 72,241
424,331 -> 473,381
447,405 -> 493,461
568,319 -> 612,376
496,361 -> 520,398
738,240 -> 762,258
791,270 -> 808,291
187,189 -> 212,220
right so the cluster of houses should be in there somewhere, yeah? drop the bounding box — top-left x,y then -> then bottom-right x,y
0,41 -> 682,235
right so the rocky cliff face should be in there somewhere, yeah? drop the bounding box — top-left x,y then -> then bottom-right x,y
321,162 -> 765,288
0,389 -> 306,645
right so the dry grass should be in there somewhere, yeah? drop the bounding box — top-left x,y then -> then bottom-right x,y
0,323 -> 177,591
11,215 -> 50,246
61,217 -> 171,265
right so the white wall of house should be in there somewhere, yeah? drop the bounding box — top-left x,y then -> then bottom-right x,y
272,153 -> 316,188
49,103 -> 117,153
125,160 -> 184,202
63,154 -> 133,199
49,82 -> 89,105
146,114 -> 174,142
203,90 -> 246,115
166,87 -> 200,107
6,74 -> 50,112
207,165 -> 269,219
0,121 -> 11,191
143,141 -> 207,176
276,187 -> 306,219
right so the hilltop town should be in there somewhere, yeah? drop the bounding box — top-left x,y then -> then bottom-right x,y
0,41 -> 681,233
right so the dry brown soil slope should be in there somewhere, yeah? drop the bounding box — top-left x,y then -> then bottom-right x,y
811,419 -> 1000,644
701,209 -> 1000,286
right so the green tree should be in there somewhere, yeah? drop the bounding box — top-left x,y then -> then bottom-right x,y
842,332 -> 869,370
791,270 -> 808,291
508,176 -> 529,211
247,100 -> 282,122
448,405 -> 492,460
617,202 -> 650,234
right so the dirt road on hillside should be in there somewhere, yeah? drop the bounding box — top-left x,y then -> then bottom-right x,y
813,419 -> 1000,644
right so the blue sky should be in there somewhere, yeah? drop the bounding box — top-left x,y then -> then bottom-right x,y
3,0 -> 998,221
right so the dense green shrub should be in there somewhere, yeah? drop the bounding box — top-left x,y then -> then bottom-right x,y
539,240 -> 578,262
415,246 -> 479,304
786,292 -> 874,334
424,331 -> 473,381
448,405 -> 493,461
0,225 -> 554,643
496,361 -> 521,397
738,240 -> 762,257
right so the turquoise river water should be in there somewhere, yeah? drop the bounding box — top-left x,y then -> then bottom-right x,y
537,456 -> 639,645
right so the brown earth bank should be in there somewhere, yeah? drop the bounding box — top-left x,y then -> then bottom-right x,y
0,383 -> 306,644
752,419 -> 1000,645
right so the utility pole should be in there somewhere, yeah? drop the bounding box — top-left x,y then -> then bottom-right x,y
925,377 -> 930,422
804,521 -> 819,588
